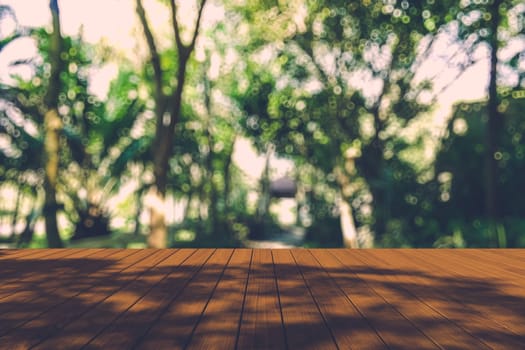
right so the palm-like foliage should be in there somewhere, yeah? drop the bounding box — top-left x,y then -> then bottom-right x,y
0,5 -> 41,245
1,23 -> 148,243
62,67 -> 149,240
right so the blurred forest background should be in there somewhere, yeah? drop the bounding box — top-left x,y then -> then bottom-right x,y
0,0 -> 524,249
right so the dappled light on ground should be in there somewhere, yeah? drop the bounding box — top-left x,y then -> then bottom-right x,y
0,248 -> 524,349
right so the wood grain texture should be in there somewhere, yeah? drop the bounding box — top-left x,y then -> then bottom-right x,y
273,249 -> 337,350
135,249 -> 233,350
0,248 -> 524,349
237,249 -> 286,350
342,249 -> 491,349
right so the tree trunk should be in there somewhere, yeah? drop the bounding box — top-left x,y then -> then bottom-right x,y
43,109 -> 63,247
8,185 -> 22,239
358,135 -> 387,245
223,136 -> 236,212
203,68 -> 218,235
183,194 -> 192,221
149,145 -> 169,247
335,158 -> 359,248
257,145 -> 272,219
147,58 -> 188,248
136,0 -> 207,247
339,198 -> 358,248
208,162 -> 219,236
485,0 -> 502,224
147,186 -> 167,248
369,184 -> 387,244
43,0 -> 63,248
17,207 -> 37,247
133,183 -> 146,236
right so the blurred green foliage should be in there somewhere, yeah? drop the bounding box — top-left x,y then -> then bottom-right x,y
0,0 -> 524,248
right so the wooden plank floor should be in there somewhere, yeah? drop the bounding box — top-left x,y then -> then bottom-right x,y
0,249 -> 524,349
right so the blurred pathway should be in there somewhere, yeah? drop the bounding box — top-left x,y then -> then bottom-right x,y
243,226 -> 305,248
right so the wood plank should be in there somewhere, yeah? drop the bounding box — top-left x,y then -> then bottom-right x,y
272,248 -> 303,280
344,249 -> 492,349
0,249 -> 138,332
367,249 -> 525,349
83,249 -> 211,350
494,249 -> 525,257
0,249 -> 84,283
0,249 -> 105,300
237,249 -> 287,350
410,249 -> 525,308
31,249 -> 181,349
0,249 -> 42,259
294,252 -> 437,349
0,249 -> 117,334
0,249 -> 63,260
0,248 -> 524,349
0,249 -> 159,349
0,248 -> 19,254
185,249 -> 252,349
400,249 -> 525,340
446,249 -> 525,277
134,249 -> 233,350
273,249 -> 340,350
0,251 -> 114,336
481,249 -> 525,264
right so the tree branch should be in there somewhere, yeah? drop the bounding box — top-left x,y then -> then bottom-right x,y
45,0 -> 62,109
169,0 -> 207,54
169,0 -> 184,52
136,0 -> 163,101
189,0 -> 207,51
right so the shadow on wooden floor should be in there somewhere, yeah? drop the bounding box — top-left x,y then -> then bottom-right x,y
0,249 -> 524,349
